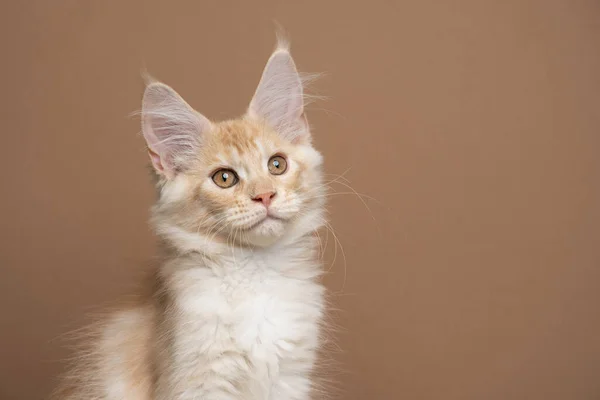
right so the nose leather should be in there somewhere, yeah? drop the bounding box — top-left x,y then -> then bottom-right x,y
252,192 -> 276,207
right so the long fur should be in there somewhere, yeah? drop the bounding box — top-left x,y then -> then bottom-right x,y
52,39 -> 333,400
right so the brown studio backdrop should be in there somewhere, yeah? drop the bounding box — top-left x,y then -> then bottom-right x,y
2,1 -> 600,399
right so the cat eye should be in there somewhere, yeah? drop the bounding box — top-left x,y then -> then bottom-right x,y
212,169 -> 238,188
268,155 -> 287,175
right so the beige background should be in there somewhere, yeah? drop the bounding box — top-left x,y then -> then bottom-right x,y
2,1 -> 600,399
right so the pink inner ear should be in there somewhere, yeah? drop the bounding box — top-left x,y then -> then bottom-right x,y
148,149 -> 164,173
141,82 -> 211,178
248,49 -> 308,142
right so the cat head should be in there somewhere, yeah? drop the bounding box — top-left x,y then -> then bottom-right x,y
141,40 -> 325,250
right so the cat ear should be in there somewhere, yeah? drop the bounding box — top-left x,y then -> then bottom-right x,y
141,82 -> 210,178
248,43 -> 308,142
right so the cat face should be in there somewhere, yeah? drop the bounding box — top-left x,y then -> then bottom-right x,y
141,42 -> 325,248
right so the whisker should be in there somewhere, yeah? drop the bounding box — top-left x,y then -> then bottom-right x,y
320,217 -> 347,293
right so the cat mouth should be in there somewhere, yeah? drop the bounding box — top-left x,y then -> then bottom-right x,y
243,214 -> 286,231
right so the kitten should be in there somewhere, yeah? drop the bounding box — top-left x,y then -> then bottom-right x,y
52,38 -> 328,400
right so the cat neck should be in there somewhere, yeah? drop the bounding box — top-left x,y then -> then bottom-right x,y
157,219 -> 323,270
155,207 -> 325,260
155,223 -> 322,283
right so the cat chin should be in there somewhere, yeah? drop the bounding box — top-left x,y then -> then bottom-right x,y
243,217 -> 286,247
156,208 -> 323,253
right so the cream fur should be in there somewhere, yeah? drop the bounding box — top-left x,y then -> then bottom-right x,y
53,39 -> 329,400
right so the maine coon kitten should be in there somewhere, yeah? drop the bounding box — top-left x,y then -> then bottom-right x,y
53,39 -> 328,400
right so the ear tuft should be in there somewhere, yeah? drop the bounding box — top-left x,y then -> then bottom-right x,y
274,28 -> 291,53
141,82 -> 210,178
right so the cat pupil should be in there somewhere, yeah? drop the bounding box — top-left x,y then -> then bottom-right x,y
222,173 -> 228,181
273,160 -> 280,168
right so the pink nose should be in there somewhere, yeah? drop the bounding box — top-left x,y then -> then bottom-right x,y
252,191 -> 276,207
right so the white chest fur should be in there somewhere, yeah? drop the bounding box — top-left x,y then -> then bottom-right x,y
168,246 -> 324,399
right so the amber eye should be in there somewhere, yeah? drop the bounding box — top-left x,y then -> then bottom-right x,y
211,169 -> 238,188
268,155 -> 287,175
